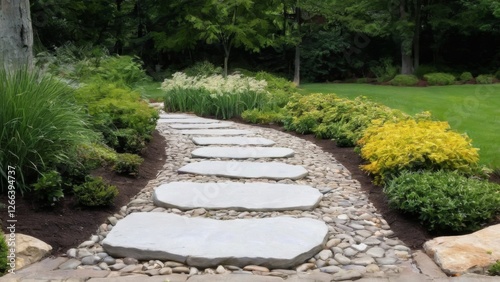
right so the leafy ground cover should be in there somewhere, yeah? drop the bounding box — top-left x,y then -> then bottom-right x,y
300,83 -> 500,167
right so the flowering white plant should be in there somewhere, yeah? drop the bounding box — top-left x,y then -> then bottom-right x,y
161,72 -> 268,96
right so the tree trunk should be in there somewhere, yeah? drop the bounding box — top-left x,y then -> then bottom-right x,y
399,0 -> 413,74
401,48 -> 414,75
413,0 -> 421,71
0,0 -> 34,70
293,43 -> 300,86
293,6 -> 301,86
223,55 -> 229,77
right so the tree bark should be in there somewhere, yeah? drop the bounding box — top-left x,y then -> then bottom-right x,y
413,0 -> 422,71
293,6 -> 301,86
399,0 -> 413,74
0,0 -> 34,70
293,43 -> 300,86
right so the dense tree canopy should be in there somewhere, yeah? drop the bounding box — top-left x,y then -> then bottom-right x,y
21,0 -> 500,81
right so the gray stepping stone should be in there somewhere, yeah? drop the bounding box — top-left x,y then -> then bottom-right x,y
192,137 -> 275,146
178,161 -> 308,180
159,113 -> 193,119
179,129 -> 253,136
153,182 -> 322,211
102,213 -> 328,268
191,147 -> 294,159
158,118 -> 220,124
169,122 -> 233,129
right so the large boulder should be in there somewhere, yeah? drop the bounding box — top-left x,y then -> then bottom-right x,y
424,224 -> 500,275
4,233 -> 52,270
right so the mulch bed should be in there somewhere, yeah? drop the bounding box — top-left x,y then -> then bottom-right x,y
0,130 -> 167,255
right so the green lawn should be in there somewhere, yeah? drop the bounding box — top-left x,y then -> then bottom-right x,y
300,83 -> 500,167
134,81 -> 164,101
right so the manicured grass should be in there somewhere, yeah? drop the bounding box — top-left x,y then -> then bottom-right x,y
300,83 -> 500,167
134,81 -> 164,101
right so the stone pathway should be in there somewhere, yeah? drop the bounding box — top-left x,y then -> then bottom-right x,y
5,112 -> 495,281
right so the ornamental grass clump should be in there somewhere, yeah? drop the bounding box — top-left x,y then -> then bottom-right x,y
358,120 -> 480,184
161,72 -> 268,119
0,68 -> 96,193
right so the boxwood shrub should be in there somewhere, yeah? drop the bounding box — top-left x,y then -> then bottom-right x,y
424,73 -> 456,85
385,170 -> 500,233
389,74 -> 419,86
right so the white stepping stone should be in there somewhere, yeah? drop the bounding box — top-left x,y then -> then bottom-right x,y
178,161 -> 308,180
169,122 -> 233,129
179,129 -> 253,136
153,182 -> 322,211
159,113 -> 193,119
192,137 -> 275,146
102,213 -> 328,268
191,147 -> 294,159
158,118 -> 220,124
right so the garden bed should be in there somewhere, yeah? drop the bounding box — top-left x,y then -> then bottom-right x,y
0,130 -> 167,255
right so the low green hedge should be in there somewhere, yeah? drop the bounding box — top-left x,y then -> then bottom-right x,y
385,170 -> 500,233
389,74 -> 419,86
424,73 -> 456,85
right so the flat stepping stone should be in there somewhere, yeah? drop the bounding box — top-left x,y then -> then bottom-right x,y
153,182 -> 322,211
102,213 -> 328,268
179,129 -> 253,136
191,147 -> 294,159
178,161 -> 308,180
159,113 -> 193,119
192,137 -> 275,146
169,122 -> 233,129
158,118 -> 220,124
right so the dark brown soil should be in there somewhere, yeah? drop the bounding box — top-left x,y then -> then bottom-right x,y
0,130 -> 167,255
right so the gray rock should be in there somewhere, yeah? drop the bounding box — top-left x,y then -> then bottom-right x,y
123,257 -> 139,265
331,269 -> 362,281
192,137 -> 275,146
66,248 -> 77,258
333,254 -> 351,265
159,113 -> 194,119
191,147 -> 294,159
366,246 -> 385,258
169,122 -> 233,129
319,265 -> 342,273
178,161 -> 308,180
153,182 -> 322,211
81,255 -> 101,265
103,256 -> 116,265
58,258 -> 82,270
109,262 -> 127,270
158,118 -> 220,124
102,212 -> 328,268
351,256 -> 375,266
179,129 -> 253,135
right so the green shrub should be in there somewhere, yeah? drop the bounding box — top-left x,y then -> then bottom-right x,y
358,120 -> 480,184
356,78 -> 370,84
75,83 -> 159,153
254,71 -> 297,109
73,176 -> 118,207
77,143 -> 118,170
476,74 -> 495,84
369,58 -> 398,82
33,170 -> 64,206
424,73 -> 456,85
113,153 -> 143,176
385,170 -> 500,233
283,93 -> 413,146
495,70 -> 500,80
162,72 -> 268,119
389,74 -> 419,86
241,109 -> 286,124
489,261 -> 500,276
459,72 -> 473,82
184,61 -> 222,77
0,230 -> 8,275
414,65 -> 438,79
0,68 -> 96,193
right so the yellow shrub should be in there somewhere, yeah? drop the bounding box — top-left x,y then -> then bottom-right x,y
358,120 -> 480,184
